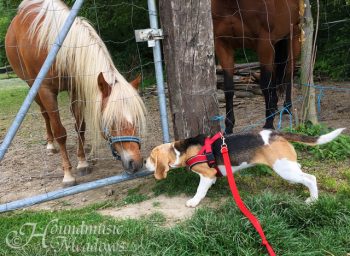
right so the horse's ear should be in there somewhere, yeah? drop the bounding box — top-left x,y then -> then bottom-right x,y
98,72 -> 112,98
130,73 -> 142,90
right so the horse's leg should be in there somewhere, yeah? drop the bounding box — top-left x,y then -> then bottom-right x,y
258,40 -> 277,129
274,39 -> 290,113
71,94 -> 91,176
34,97 -> 57,155
215,39 -> 235,134
38,87 -> 76,187
284,26 -> 302,112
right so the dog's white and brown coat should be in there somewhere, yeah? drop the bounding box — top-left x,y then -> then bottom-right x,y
146,128 -> 345,207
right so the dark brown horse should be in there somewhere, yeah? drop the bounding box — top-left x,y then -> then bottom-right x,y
5,0 -> 147,186
212,0 -> 301,132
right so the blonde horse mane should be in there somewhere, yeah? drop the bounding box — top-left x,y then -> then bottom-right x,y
18,0 -> 146,148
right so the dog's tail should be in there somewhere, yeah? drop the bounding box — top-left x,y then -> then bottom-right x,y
280,128 -> 345,146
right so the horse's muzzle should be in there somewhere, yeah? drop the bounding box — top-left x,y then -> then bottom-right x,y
123,158 -> 143,174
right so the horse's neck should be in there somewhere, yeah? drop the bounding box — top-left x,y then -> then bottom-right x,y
212,0 -> 239,15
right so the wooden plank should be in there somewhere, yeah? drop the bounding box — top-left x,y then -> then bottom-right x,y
216,62 -> 260,73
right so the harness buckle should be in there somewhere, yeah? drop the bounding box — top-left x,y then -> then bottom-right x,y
205,153 -> 216,167
221,133 -> 227,147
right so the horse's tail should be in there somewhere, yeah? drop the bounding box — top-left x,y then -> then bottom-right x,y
274,38 -> 289,97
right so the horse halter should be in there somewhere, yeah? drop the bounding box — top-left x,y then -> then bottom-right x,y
104,128 -> 141,160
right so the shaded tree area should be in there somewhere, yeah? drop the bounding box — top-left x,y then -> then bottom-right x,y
0,0 -> 152,81
313,0 -> 350,80
0,0 -> 349,80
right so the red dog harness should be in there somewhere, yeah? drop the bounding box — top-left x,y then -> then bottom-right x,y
185,132 -> 223,176
185,132 -> 276,256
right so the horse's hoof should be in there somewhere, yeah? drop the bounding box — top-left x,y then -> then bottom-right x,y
46,142 -> 57,155
47,149 -> 57,156
62,175 -> 77,188
77,166 -> 93,176
62,180 -> 77,187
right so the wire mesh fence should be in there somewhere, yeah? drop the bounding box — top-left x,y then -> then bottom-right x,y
0,0 -> 168,209
0,0 -> 349,211
210,0 -> 350,133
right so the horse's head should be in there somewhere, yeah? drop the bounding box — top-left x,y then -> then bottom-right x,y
98,72 -> 145,174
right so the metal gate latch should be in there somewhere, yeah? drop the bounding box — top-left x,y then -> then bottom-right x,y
135,29 -> 164,47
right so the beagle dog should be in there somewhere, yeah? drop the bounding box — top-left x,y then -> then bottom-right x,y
145,128 -> 345,208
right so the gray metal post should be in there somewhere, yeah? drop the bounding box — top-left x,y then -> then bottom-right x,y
0,0 -> 85,161
0,170 -> 152,213
148,0 -> 170,143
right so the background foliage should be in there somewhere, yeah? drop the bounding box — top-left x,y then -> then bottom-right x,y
313,0 -> 350,80
0,0 -> 349,80
0,0 -> 151,81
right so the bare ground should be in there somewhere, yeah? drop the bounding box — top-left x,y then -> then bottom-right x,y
99,195 -> 195,227
0,80 -> 349,221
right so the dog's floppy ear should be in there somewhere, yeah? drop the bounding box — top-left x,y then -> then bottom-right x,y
153,146 -> 171,180
154,158 -> 169,180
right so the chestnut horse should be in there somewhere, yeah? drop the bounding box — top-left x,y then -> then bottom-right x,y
5,0 -> 146,186
212,0 -> 301,132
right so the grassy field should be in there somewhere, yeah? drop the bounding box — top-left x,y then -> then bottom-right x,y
0,189 -> 349,255
0,78 -> 70,138
0,78 -> 29,115
0,79 -> 350,255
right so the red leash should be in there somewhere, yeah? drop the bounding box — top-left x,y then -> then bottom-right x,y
221,138 -> 276,256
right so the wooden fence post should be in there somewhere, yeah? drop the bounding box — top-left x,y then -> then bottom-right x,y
159,0 -> 220,139
300,0 -> 318,124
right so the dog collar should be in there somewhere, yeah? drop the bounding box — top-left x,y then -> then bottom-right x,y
186,132 -> 223,177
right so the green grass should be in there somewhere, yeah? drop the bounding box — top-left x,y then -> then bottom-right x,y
0,80 -> 70,126
0,86 -> 29,116
152,201 -> 161,207
140,76 -> 157,88
0,79 -> 70,113
343,169 -> 350,181
152,164 -> 309,200
0,80 -> 71,150
152,166 -> 273,198
0,73 -> 17,79
1,85 -> 349,255
117,187 -> 150,206
0,193 -> 349,255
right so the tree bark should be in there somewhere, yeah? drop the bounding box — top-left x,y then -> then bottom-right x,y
159,0 -> 220,139
300,0 -> 318,124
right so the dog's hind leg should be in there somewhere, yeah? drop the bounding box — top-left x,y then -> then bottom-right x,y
302,174 -> 318,204
186,174 -> 216,208
272,159 -> 318,203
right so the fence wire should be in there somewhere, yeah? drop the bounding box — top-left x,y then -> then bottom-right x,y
0,0 -> 349,210
0,0 -> 163,208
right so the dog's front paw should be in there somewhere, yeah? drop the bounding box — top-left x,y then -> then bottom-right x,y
305,196 -> 317,204
186,198 -> 200,208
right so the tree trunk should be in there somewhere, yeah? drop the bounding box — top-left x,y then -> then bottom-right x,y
300,0 -> 318,124
159,0 -> 220,139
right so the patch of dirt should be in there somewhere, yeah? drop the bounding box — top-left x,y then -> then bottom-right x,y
99,195 -> 196,226
0,80 -> 349,216
99,195 -> 225,227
